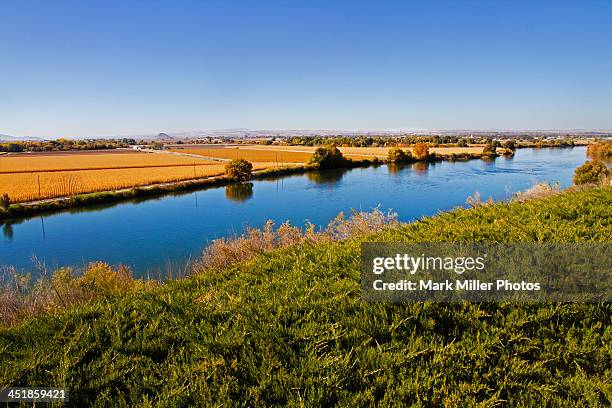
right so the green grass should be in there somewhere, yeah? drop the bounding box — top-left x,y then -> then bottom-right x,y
1,187 -> 611,407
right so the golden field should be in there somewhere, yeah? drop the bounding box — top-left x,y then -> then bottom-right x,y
1,145 -> 486,202
171,144 -> 485,161
0,151 -> 274,202
0,151 -> 215,173
169,147 -> 314,164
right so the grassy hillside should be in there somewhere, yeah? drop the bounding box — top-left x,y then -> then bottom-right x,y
1,187 -> 611,407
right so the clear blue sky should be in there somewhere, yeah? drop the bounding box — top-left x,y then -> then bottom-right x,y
2,0 -> 612,137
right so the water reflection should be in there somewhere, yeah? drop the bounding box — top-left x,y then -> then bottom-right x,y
306,168 -> 348,185
412,161 -> 430,173
387,163 -> 411,175
225,183 -> 254,202
481,156 -> 497,165
1,216 -> 47,241
2,223 -> 13,240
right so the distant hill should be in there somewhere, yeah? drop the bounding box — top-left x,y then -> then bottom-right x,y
157,132 -> 175,140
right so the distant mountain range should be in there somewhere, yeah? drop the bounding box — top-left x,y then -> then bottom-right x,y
123,128 -> 612,140
0,134 -> 41,142
2,128 -> 611,142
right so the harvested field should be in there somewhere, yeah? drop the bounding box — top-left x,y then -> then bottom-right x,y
1,163 -> 277,202
0,151 -> 279,202
169,147 -> 313,164
0,151 -> 215,173
1,145 -> 485,202
170,144 -> 485,161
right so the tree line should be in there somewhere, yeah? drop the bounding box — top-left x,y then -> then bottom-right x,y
0,138 -> 137,152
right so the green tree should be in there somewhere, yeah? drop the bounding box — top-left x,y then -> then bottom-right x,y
225,183 -> 254,202
573,161 -> 609,185
482,143 -> 497,156
225,159 -> 253,182
502,140 -> 516,151
386,147 -> 411,163
309,146 -> 347,169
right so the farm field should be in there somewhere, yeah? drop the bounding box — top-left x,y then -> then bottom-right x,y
0,151 -> 274,202
170,144 -> 485,161
169,146 -> 314,164
0,151 -> 215,173
1,145 -> 487,203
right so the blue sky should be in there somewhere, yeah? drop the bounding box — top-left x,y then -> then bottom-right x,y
1,0 -> 612,137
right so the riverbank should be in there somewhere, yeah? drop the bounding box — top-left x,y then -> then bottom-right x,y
1,186 -> 610,405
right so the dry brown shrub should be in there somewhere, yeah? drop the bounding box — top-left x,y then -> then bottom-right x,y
0,262 -> 151,327
195,208 -> 398,273
512,182 -> 562,203
465,191 -> 494,208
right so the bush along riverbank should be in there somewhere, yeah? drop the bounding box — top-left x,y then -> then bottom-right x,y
0,186 -> 610,406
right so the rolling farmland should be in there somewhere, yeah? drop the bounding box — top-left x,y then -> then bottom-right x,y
0,151 -> 271,202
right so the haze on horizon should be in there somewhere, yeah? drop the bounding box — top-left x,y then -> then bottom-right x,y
1,0 -> 612,138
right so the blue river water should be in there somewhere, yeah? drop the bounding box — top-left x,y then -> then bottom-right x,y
0,147 -> 588,277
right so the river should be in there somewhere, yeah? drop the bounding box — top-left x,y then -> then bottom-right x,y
0,147 -> 587,277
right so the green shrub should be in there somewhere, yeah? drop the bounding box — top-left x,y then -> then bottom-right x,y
573,160 -> 609,185
502,140 -> 517,150
308,146 -> 347,169
387,147 -> 411,163
482,143 -> 497,156
0,194 -> 9,210
224,159 -> 253,181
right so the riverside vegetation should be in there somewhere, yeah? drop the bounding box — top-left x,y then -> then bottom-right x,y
0,185 -> 610,406
574,140 -> 612,185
